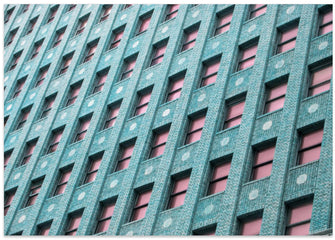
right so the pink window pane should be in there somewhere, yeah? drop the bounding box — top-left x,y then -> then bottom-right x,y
216,24 -> 230,35
186,130 -> 202,144
53,132 -> 63,143
241,218 -> 262,235
151,56 -> 163,66
251,5 -> 267,18
300,146 -> 321,164
139,17 -> 151,33
41,70 -> 48,79
310,82 -> 331,96
242,45 -> 257,60
212,162 -> 231,180
138,93 -> 151,106
278,40 -> 296,53
186,29 -> 198,42
66,231 -> 76,236
101,204 -> 115,218
116,158 -> 130,170
189,116 -> 206,132
205,60 -> 220,76
64,58 -> 72,67
69,216 -> 82,231
253,163 -> 272,180
135,105 -> 148,115
173,177 -> 189,194
86,172 -> 97,183
90,159 -> 102,172
60,171 -> 71,183
268,83 -> 287,100
114,31 -> 123,42
289,202 -> 313,224
255,146 -> 275,165
5,193 -> 15,205
88,45 -> 97,55
109,107 -> 120,119
286,222 -> 310,235
239,57 -> 255,70
27,195 -> 38,206
167,90 -> 181,101
126,59 -> 136,71
55,184 -> 67,196
182,41 -> 196,51
96,219 -> 111,233
27,144 -> 36,155
280,27 -> 298,43
155,45 -> 167,58
150,144 -> 165,158
202,74 -> 217,86
265,97 -> 285,113
218,12 -> 233,26
311,66 -> 332,86
80,119 -> 91,132
103,6 -> 113,15
169,4 -> 179,13
22,111 -> 30,121
225,117 -> 242,128
132,206 -> 147,221
71,86 -> 81,98
136,190 -> 152,206
169,193 -> 186,208
154,131 -> 169,145
301,129 -> 323,149
321,11 -> 332,24
171,78 -> 184,91
320,24 -> 333,35
80,19 -> 88,29
208,178 -> 227,194
122,145 -> 134,159
227,101 -> 245,119
40,227 -> 50,236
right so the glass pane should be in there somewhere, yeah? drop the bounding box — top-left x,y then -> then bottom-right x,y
114,31 -> 123,41
239,57 -> 255,70
136,190 -> 152,206
169,193 -> 186,208
253,163 -> 272,180
186,130 -> 202,144
227,101 -> 245,119
69,215 -> 82,230
170,78 -> 184,91
242,45 -> 258,60
173,177 -> 189,193
155,45 -> 167,57
167,89 -> 181,102
288,202 -> 313,224
150,144 -> 165,158
212,162 -> 231,180
320,23 -> 333,35
310,82 -> 331,96
218,12 -> 233,26
132,206 -> 147,221
61,171 -> 72,183
286,222 -> 310,235
265,97 -> 285,113
255,146 -> 276,165
189,116 -> 206,132
55,184 -> 67,195
251,6 -> 267,18
278,40 -> 296,53
139,17 -> 151,33
241,217 -> 262,235
322,11 -> 332,24
139,92 -> 151,105
96,218 -> 111,233
216,24 -> 230,35
154,130 -> 169,145
268,83 -> 287,100
101,203 -> 115,218
300,146 -> 321,165
205,60 -> 220,76
116,158 -> 130,171
122,145 -> 134,159
280,26 -> 298,43
208,178 -> 227,195
301,129 -> 323,149
225,117 -> 242,129
311,66 -> 332,86
202,74 -> 217,86
186,29 -> 198,42
85,172 -> 97,183
135,104 -> 148,115
90,158 -> 102,171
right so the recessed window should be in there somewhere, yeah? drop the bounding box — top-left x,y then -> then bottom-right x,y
239,216 -> 263,235
223,98 -> 245,130
285,200 -> 313,235
185,113 -> 206,145
123,4 -> 132,10
82,40 -> 99,63
52,27 -> 66,48
58,52 -> 74,75
318,6 -> 332,36
166,73 -> 185,102
65,82 -> 82,107
46,5 -> 59,24
53,167 -> 72,196
4,150 -> 13,169
165,4 -> 179,21
149,41 -> 168,67
21,4 -> 30,13
193,225 -> 217,235
5,28 -> 18,46
40,94 -> 56,119
73,115 -> 92,142
35,65 -> 49,87
25,178 -> 44,207
8,51 -> 22,71
102,102 -> 121,130
276,24 -> 299,54
136,13 -> 152,35
298,128 -> 323,165
308,64 -> 332,96
30,40 -> 44,60
251,145 -> 275,180
98,5 -> 113,23
214,9 -> 233,36
11,77 -> 26,99
4,7 -> 15,23
75,15 -> 89,36
134,90 -> 152,116
130,189 -> 152,221
237,42 -> 258,71
264,82 -> 287,114
65,210 -> 83,235
4,189 -> 16,216
4,116 -> 9,127
92,68 -> 109,94
19,139 -> 37,166
26,17 -> 38,35
167,175 -> 190,209
67,4 -> 76,12
83,152 -> 103,184
181,25 -> 199,52
37,221 -> 52,235
249,4 -> 267,19
115,141 -> 135,171
120,55 -> 137,81
95,201 -> 115,234
108,26 -> 125,50
200,56 -> 221,87
149,127 -> 170,159
207,160 -> 231,195
45,127 -> 64,154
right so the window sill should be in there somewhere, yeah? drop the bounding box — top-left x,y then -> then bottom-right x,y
110,167 -> 127,176
230,66 -> 253,77
77,181 -> 94,190
159,17 -> 175,26
40,151 -> 56,160
160,98 -> 178,108
123,218 -> 145,227
301,90 -> 329,103
47,193 -> 63,201
59,104 -> 74,112
200,190 -> 225,201
208,30 -> 229,41
14,163 -> 27,171
177,140 -> 199,151
143,155 -> 162,163
87,90 -> 102,100
271,47 -> 294,59
193,82 -> 215,93
145,62 -> 162,71
216,124 -> 240,135
289,159 -> 319,171
311,30 -> 332,41
127,113 -> 145,122
161,205 -> 183,214
97,126 -> 113,134
244,13 -> 266,25
242,176 -> 270,187
19,204 -> 34,212
256,108 -> 283,120
10,128 -> 23,135
34,116 -> 48,124
176,47 -> 193,56
105,46 -> 118,55
68,139 -> 84,147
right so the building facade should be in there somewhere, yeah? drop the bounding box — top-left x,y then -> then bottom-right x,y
3,4 -> 333,236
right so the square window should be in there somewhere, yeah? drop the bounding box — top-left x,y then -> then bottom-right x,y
214,9 -> 233,36
207,160 -> 231,195
30,39 -> 44,60
239,216 -> 263,235
249,4 -> 267,19
166,73 -> 185,102
131,189 -> 152,221
92,68 -> 109,94
134,90 -> 152,116
251,145 -> 275,180
65,211 -> 83,235
149,127 -> 170,159
165,4 -> 179,21
318,6 -> 332,36
102,102 -> 121,130
4,149 -> 13,169
40,94 -> 56,119
75,15 -> 89,36
4,189 -> 16,216
181,25 -> 199,52
285,200 -> 313,235
19,139 -> 37,166
185,113 -> 206,145
83,152 -> 103,184
37,221 -> 52,235
223,98 -> 245,129
58,52 -> 74,75
35,65 -> 49,87
8,51 -> 22,71
99,5 -> 113,23
95,201 -> 115,234
149,41 -> 168,67
167,175 -> 190,209
73,115 -> 92,142
25,178 -> 44,207
65,81 -> 82,107
46,5 -> 59,24
298,128 -> 323,165
200,56 -> 221,87
237,42 -> 258,71
11,76 -> 26,99
136,13 -> 152,35
115,141 -> 135,172
308,64 -> 332,96
52,27 -> 66,48
264,82 -> 287,113
108,26 -> 125,50
120,55 -> 137,81
276,24 -> 299,54
45,127 -> 64,154
53,167 -> 72,196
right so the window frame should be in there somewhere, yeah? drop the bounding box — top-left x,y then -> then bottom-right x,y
238,214 -> 263,235
65,81 -> 82,107
25,178 -> 44,207
164,4 -> 179,21
36,221 -> 53,235
167,174 -> 190,209
115,140 -> 135,172
5,7 -> 15,23
133,89 -> 152,117
214,8 -> 233,36
35,65 -> 50,88
130,188 -> 152,222
317,5 -> 332,36
180,24 -> 199,53
11,76 -> 26,99
4,188 -> 16,216
223,97 -> 245,130
275,23 -> 299,55
30,39 -> 44,60
136,12 -> 152,36
165,72 -> 185,103
46,5 -> 59,24
250,144 -> 276,181
149,127 -> 170,159
307,63 -> 332,97
53,166 -> 72,196
46,127 -> 64,155
4,149 -> 13,169
236,41 -> 258,71
207,158 -> 231,196
94,200 -> 115,234
102,102 -> 121,130
73,115 -> 92,143
149,40 -> 168,67
185,112 -> 206,145
19,139 -> 37,166
248,4 -> 267,20
52,27 -> 66,48
16,106 -> 32,130
65,210 -> 83,235
40,94 -> 56,119
74,15 -> 89,36
297,127 -> 324,165
82,40 -> 99,63
285,199 -> 313,235
120,55 -> 137,81
98,5 -> 113,23
263,81 -> 288,114
5,28 -> 18,46
26,17 -> 38,35
8,51 -> 22,71
92,67 -> 109,94
199,56 -> 221,87
108,25 -> 125,50
83,152 -> 104,185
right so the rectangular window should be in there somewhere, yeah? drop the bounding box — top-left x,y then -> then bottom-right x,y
4,150 -> 13,169
134,90 -> 152,116
308,64 -> 332,96
150,41 -> 168,67
240,216 -> 263,235
193,225 -> 217,235
120,55 -> 137,81
99,5 -> 113,23
115,142 -> 135,171
131,189 -> 152,221
237,43 -> 258,71
21,4 -> 30,13
20,139 -> 37,166
75,15 -> 89,36
251,145 -> 275,180
12,77 -> 26,98
35,65 -> 49,87
65,211 -> 82,235
83,40 -> 99,63
25,178 -> 44,207
318,6 -> 332,36
37,221 -> 52,236
30,40 -> 44,60
214,10 -> 233,36
46,5 -> 59,23
5,7 -> 14,23
92,68 -> 109,94
207,160 -> 231,195
58,53 -> 74,75
83,152 -> 103,184
4,189 -> 16,216
200,57 -> 221,87
276,24 -> 299,54
185,113 -> 206,145
65,81 -> 82,107
298,128 -> 323,165
26,17 -> 38,35
74,115 -> 92,142
264,82 -> 287,113
123,4 -> 132,9
5,28 -> 18,46
54,167 -> 72,196
223,99 -> 245,129
285,200 -> 313,235
67,4 -> 76,12
181,26 -> 199,52
108,27 -> 124,50
149,128 -> 170,159
8,51 -> 22,71
40,94 -> 56,119
249,4 -> 267,19
52,27 -> 66,48
95,201 -> 115,234
136,14 -> 151,35
165,4 -> 179,21
16,106 -> 31,130
166,73 -> 185,102
46,127 -> 64,154
168,175 -> 190,209
102,102 -> 120,130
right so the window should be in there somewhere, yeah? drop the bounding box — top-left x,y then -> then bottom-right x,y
102,102 -> 120,130
115,142 -> 135,171
134,90 -> 152,116
26,17 -> 38,35
276,24 -> 299,54
37,221 -> 52,235
40,94 -> 56,119
185,113 -> 206,145
67,4 -> 76,12
120,55 -> 137,80
95,201 -> 115,234
136,13 -> 151,35
11,77 -> 26,98
249,4 -> 267,19
83,152 -> 103,184
58,53 -> 74,75
166,73 -> 185,102
83,40 -> 99,63
5,28 -> 18,46
193,225 -> 217,235
52,27 -> 66,48
285,200 -> 313,235
46,5 -> 59,23
5,7 -> 14,23
4,189 -> 16,216
200,57 -> 221,87
30,40 -> 44,60
207,160 -> 231,195
25,178 -> 44,207
65,82 -> 82,107
318,6 -> 332,36
264,82 -> 287,113
308,64 -> 332,96
46,127 -> 64,154
298,128 -> 323,165
108,26 -> 124,49
92,68 -> 109,94
4,116 -> 9,127
123,4 -> 132,9
8,51 -> 22,71
16,106 -> 32,130
4,150 -> 13,169
239,216 -> 263,235
149,128 -> 170,159
181,25 -> 199,52
21,4 -> 30,13
214,10 -> 233,36
130,189 -> 152,221
53,167 -> 72,196
168,175 -> 190,209
75,15 -> 89,36
73,115 -> 92,142
165,4 -> 179,21
35,65 -> 49,87
223,98 -> 245,129
99,5 -> 113,23
237,42 -> 258,71
251,145 -> 275,180
149,41 -> 168,67
65,211 -> 82,235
